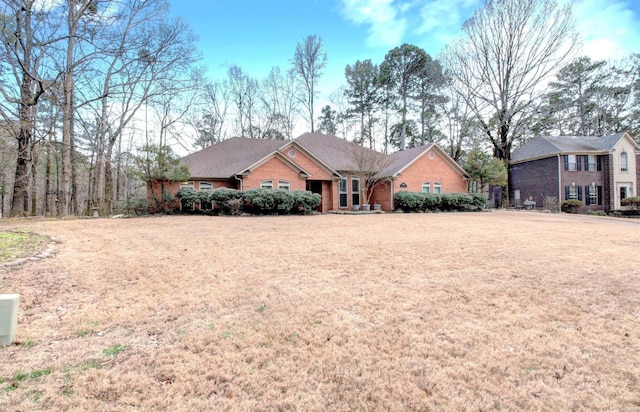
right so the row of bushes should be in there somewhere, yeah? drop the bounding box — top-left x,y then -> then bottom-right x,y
394,191 -> 486,212
176,187 -> 321,215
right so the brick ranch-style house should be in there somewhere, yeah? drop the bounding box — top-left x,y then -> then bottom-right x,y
149,133 -> 470,213
509,132 -> 640,212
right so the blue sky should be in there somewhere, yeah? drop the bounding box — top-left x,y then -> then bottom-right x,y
168,0 -> 640,100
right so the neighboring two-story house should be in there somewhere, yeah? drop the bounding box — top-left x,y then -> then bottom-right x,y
509,132 -> 640,212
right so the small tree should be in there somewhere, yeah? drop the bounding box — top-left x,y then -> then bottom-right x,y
463,147 -> 507,192
349,144 -> 392,207
133,144 -> 189,212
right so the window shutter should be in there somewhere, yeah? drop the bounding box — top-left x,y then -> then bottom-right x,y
577,185 -> 582,201
597,186 -> 603,206
584,186 -> 590,205
597,156 -> 602,171
565,186 -> 569,200
576,155 -> 582,171
585,156 -> 591,171
564,155 -> 569,171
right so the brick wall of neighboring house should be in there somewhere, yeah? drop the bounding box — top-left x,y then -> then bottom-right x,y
242,157 -> 307,190
392,150 -> 467,200
603,154 -> 613,212
509,156 -> 559,207
559,156 -> 606,211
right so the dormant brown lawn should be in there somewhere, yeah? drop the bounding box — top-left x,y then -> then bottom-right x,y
1,211 -> 639,410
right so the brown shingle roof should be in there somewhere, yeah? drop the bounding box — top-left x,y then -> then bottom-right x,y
179,133 -> 469,180
294,133 -> 378,171
180,137 -> 284,178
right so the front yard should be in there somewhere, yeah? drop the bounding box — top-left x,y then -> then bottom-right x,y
1,211 -> 639,410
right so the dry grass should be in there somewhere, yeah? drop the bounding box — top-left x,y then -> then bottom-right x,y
1,211 -> 639,411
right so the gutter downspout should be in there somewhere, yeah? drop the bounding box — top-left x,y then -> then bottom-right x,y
234,175 -> 243,190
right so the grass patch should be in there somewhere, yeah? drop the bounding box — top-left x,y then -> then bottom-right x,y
0,231 -> 48,263
102,343 -> 130,356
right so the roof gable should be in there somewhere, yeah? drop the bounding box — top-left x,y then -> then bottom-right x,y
380,143 -> 469,179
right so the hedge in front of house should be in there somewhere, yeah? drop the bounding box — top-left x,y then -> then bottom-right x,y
187,187 -> 319,215
393,191 -> 486,212
621,196 -> 640,209
176,188 -> 210,210
561,199 -> 583,213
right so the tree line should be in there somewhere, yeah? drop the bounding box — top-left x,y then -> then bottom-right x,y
1,0 -> 639,217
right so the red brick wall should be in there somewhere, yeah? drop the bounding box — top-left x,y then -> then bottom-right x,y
243,157 -> 306,190
281,145 -> 333,180
392,150 -> 467,198
371,181 -> 393,211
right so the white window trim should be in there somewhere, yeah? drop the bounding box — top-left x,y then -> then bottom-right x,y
433,182 -> 442,194
567,154 -> 577,171
180,181 -> 194,189
339,178 -> 348,208
351,176 -> 360,206
620,151 -> 628,172
422,182 -> 431,193
199,182 -> 213,191
568,186 -> 578,200
278,180 -> 291,190
260,180 -> 274,189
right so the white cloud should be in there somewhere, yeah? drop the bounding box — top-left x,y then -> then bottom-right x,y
572,0 -> 640,60
340,0 -> 407,48
415,0 -> 479,34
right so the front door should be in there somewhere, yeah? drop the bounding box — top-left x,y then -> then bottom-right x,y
305,180 -> 324,212
616,183 -> 632,209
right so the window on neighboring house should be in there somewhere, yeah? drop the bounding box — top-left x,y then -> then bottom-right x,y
422,182 -> 431,193
565,185 -> 583,201
587,155 -> 597,171
351,177 -> 360,206
585,185 -> 601,206
199,182 -> 213,191
433,182 -> 442,193
278,180 -> 290,190
180,181 -> 194,190
260,180 -> 273,189
620,151 -> 628,172
339,178 -> 348,208
565,155 -> 579,171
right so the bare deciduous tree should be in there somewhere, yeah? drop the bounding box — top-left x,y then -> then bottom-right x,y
291,34 -> 327,133
442,0 -> 577,165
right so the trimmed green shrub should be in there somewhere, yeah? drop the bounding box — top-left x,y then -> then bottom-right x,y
209,188 -> 245,215
394,191 -> 422,212
292,190 -> 321,214
175,188 -> 202,210
621,196 -> 640,209
206,188 -> 320,215
561,199 -> 583,213
394,191 -> 486,213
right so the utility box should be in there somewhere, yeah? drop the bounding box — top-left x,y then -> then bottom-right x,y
0,294 -> 19,346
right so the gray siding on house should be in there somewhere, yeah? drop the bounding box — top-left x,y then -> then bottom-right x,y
509,156 -> 559,206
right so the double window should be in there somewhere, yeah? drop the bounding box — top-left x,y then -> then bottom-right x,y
199,182 -> 213,191
565,155 -> 601,171
260,180 -> 273,189
565,185 -> 582,201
